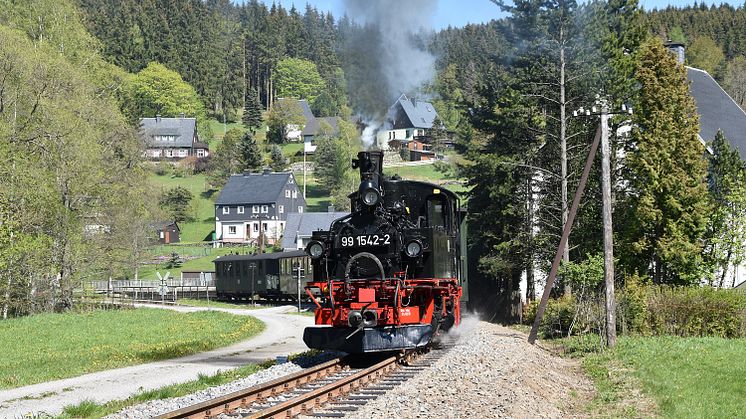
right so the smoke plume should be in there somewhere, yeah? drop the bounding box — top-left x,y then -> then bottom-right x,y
342,0 -> 437,148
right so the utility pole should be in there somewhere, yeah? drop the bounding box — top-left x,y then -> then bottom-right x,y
599,107 -> 616,348
572,102 -> 632,348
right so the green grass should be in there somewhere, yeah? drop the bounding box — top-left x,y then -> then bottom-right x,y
281,142 -> 304,157
571,335 -> 746,418
0,308 -> 264,389
207,119 -> 247,146
149,173 -> 215,243
59,362 -> 269,419
138,245 -> 252,279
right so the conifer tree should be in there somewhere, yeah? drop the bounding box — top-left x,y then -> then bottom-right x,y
621,38 -> 711,285
243,87 -> 263,133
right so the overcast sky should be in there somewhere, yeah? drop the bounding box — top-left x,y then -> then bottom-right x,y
245,0 -> 734,30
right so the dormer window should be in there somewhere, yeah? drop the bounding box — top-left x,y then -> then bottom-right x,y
222,207 -> 229,215
261,205 -> 268,213
252,205 -> 259,214
237,206 -> 244,214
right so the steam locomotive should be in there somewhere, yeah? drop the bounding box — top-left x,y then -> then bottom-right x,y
303,151 -> 466,353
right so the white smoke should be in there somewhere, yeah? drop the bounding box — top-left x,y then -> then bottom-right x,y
361,119 -> 381,150
343,0 -> 437,149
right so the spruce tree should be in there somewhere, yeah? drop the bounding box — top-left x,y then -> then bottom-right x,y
239,132 -> 262,171
621,38 -> 711,285
243,87 -> 263,133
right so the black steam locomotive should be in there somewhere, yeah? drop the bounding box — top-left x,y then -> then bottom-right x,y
303,151 -> 466,353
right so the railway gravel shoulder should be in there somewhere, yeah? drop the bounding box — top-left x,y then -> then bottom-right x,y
350,319 -> 595,418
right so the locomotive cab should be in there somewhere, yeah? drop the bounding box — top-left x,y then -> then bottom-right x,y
302,151 -> 464,353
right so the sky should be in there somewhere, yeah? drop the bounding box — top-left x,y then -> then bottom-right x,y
248,0 -> 736,30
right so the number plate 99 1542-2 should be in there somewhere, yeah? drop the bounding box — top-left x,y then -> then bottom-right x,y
340,234 -> 391,247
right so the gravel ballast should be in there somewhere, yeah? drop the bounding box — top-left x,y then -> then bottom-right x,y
351,318 -> 594,418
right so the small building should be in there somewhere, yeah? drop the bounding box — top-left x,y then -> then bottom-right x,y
280,210 -> 350,250
377,94 -> 449,160
214,170 -> 306,245
302,116 -> 341,154
151,221 -> 180,244
277,98 -> 315,142
139,114 -> 209,160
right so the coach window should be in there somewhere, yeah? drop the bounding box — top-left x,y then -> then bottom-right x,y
426,196 -> 447,229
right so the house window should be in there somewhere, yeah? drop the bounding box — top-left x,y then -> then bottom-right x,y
254,223 -> 259,232
292,190 -> 298,199
288,177 -> 294,184
252,205 -> 259,214
263,222 -> 268,231
298,206 -> 303,213
285,190 -> 291,198
222,207 -> 229,215
159,231 -> 165,239
261,205 -> 268,213
228,226 -> 237,235
279,205 -> 284,214
197,149 -> 205,157
178,149 -> 187,157
166,149 -> 173,157
238,206 -> 244,214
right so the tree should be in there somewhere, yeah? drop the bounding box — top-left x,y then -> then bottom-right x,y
275,57 -> 326,101
160,187 -> 194,223
313,120 -> 359,210
620,38 -> 711,285
704,131 -> 746,287
723,56 -> 746,108
239,132 -> 262,171
243,87 -> 263,133
687,36 -> 725,76
270,145 -> 288,172
266,99 -> 305,144
122,62 -> 207,122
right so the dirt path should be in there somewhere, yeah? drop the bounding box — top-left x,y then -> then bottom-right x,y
0,304 -> 312,417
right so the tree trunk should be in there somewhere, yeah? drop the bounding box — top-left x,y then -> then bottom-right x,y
559,32 -> 570,296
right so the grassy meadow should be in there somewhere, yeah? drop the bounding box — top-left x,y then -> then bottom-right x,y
0,308 -> 264,389
573,335 -> 746,418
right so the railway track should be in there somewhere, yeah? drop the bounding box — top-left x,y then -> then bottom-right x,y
154,345 -> 451,419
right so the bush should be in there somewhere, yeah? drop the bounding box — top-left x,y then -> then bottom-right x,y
646,286 -> 746,338
153,161 -> 172,176
525,295 -> 579,339
617,273 -> 650,335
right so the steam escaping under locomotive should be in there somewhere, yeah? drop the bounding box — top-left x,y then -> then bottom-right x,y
303,151 -> 466,353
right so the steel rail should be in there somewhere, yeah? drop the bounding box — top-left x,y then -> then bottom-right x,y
249,356 -> 398,419
153,357 -> 344,419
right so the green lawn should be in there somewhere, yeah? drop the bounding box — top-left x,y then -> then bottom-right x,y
149,173 -> 215,243
177,298 -> 259,310
0,308 -> 264,389
579,335 -> 746,418
138,245 -> 252,279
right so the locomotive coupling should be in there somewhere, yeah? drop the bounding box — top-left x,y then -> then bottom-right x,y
347,309 -> 378,328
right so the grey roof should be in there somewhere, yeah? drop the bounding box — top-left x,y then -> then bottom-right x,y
214,250 -> 306,262
139,116 -> 197,148
392,94 -> 439,129
149,221 -> 179,231
302,116 -> 341,137
281,211 -> 350,249
276,98 -> 315,125
687,67 -> 746,159
215,172 -> 293,205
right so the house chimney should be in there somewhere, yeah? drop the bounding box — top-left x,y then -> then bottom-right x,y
664,40 -> 685,65
179,112 -> 185,119
156,114 -> 161,123
262,168 -> 271,175
243,170 -> 252,177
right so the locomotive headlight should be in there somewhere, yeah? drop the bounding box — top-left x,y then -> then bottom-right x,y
404,240 -> 423,258
306,240 -> 325,259
359,180 -> 380,206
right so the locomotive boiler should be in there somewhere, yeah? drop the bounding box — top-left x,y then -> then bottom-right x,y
303,151 -> 466,353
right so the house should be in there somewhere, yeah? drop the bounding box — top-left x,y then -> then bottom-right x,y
139,114 -> 209,160
214,170 -> 306,245
302,116 -> 341,154
151,221 -> 180,244
376,94 -> 449,160
280,210 -> 350,250
277,98 -> 315,142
